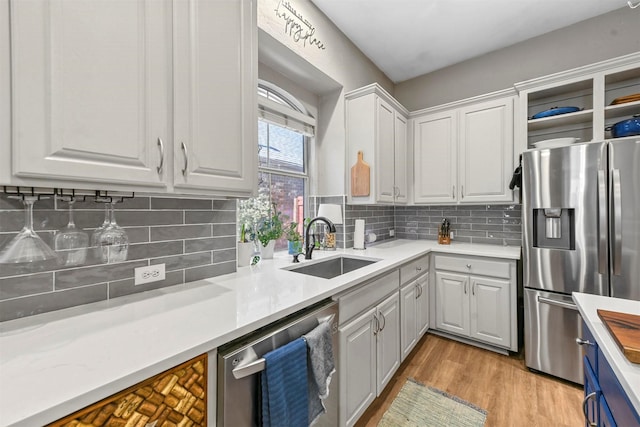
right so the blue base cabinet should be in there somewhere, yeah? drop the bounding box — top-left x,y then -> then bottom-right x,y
579,321 -> 640,427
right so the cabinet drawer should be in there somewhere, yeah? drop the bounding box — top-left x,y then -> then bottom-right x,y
50,354 -> 208,426
339,270 -> 400,324
435,255 -> 511,279
400,254 -> 430,284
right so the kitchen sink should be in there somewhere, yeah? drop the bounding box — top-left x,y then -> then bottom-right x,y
283,256 -> 378,279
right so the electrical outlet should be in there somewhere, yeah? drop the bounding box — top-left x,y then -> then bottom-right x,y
135,264 -> 166,286
389,229 -> 395,237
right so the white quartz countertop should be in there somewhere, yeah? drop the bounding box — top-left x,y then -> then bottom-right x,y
0,239 -> 519,426
572,293 -> 640,414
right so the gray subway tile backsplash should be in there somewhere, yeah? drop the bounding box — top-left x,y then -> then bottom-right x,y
1,190 -> 522,322
0,194 -> 237,322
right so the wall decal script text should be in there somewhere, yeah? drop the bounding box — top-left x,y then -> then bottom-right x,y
274,0 -> 326,50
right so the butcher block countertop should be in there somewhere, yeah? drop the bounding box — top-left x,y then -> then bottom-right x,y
0,240 -> 519,426
573,293 -> 640,415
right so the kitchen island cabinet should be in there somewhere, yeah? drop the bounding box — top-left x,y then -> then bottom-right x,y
399,254 -> 430,360
2,0 -> 256,197
574,293 -> 640,427
412,91 -> 515,205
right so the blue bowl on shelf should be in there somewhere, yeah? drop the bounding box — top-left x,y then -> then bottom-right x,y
530,106 -> 581,120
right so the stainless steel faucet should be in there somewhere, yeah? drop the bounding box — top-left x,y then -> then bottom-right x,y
304,216 -> 336,259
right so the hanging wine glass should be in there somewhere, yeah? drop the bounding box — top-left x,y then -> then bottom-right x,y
54,199 -> 89,266
97,202 -> 129,263
91,203 -> 111,262
0,196 -> 59,264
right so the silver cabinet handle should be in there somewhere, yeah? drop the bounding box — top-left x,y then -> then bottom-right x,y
461,185 -> 464,199
416,266 -> 422,272
232,357 -> 265,380
582,391 -> 598,427
472,283 -> 475,296
466,264 -> 471,269
156,137 -> 164,174
452,185 -> 455,199
612,169 -> 622,275
379,311 -> 386,331
181,142 -> 189,176
538,296 -> 578,311
373,313 -> 379,335
597,170 -> 607,274
415,283 -> 421,299
576,338 -> 595,347
464,282 -> 467,294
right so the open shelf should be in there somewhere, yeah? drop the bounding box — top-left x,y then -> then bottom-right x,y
528,109 -> 593,132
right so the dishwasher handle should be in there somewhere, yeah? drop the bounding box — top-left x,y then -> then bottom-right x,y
231,313 -> 335,380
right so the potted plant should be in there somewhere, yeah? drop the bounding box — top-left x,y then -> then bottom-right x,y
256,207 -> 284,259
237,189 -> 271,266
285,222 -> 303,255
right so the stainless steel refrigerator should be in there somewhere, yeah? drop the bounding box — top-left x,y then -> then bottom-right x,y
522,137 -> 640,384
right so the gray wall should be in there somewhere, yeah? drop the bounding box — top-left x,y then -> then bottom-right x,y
0,195 -> 236,322
395,7 -> 640,110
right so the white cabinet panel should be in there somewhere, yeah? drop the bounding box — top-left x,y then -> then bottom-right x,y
340,307 -> 377,427
400,282 -> 418,361
416,274 -> 430,336
470,276 -> 511,347
459,98 -> 514,203
376,292 -> 400,394
173,0 -> 255,196
435,271 -> 470,336
413,111 -> 457,203
394,113 -> 408,203
10,0 -> 170,187
376,98 -> 395,203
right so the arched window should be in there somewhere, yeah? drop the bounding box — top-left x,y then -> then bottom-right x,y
257,82 -> 315,250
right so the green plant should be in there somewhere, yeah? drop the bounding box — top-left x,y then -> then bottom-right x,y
285,222 -> 302,242
256,206 -> 284,247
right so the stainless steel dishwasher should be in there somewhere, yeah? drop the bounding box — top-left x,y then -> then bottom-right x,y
217,299 -> 339,426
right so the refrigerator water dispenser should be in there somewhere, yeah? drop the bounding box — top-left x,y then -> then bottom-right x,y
533,208 -> 575,250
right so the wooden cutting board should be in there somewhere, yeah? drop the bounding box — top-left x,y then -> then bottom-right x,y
351,151 -> 370,197
597,309 -> 640,364
610,93 -> 640,105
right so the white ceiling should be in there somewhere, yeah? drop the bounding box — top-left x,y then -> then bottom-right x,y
311,0 -> 627,83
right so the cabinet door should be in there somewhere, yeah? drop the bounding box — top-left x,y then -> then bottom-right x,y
435,271 -> 470,336
10,0 -> 170,188
469,276 -> 511,348
458,97 -> 514,203
376,293 -> 400,396
375,97 -> 396,203
394,112 -> 408,204
413,111 -> 457,203
416,274 -> 430,336
400,281 -> 418,361
339,308 -> 377,427
173,0 -> 256,196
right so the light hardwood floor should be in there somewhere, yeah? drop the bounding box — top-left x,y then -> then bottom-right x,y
355,333 -> 584,427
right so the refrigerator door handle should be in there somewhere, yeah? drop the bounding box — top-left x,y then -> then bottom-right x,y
537,295 -> 578,311
612,169 -> 622,276
597,170 -> 607,275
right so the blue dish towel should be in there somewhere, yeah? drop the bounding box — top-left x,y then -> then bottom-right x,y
261,337 -> 309,427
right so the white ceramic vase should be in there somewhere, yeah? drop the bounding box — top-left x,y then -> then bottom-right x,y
261,240 -> 275,259
237,241 -> 256,267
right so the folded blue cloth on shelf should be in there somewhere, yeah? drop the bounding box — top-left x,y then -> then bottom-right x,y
304,320 -> 336,425
261,337 -> 309,427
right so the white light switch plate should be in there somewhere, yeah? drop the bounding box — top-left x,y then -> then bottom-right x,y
135,264 -> 166,285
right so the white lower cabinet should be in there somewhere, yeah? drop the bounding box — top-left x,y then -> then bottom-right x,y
434,255 -> 517,351
338,271 -> 400,427
400,273 -> 429,360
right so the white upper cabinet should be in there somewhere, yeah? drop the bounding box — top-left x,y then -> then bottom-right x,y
413,110 -> 457,204
4,0 -> 256,196
9,0 -> 171,189
412,91 -> 515,205
173,0 -> 256,196
458,97 -> 514,203
346,84 -> 408,205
